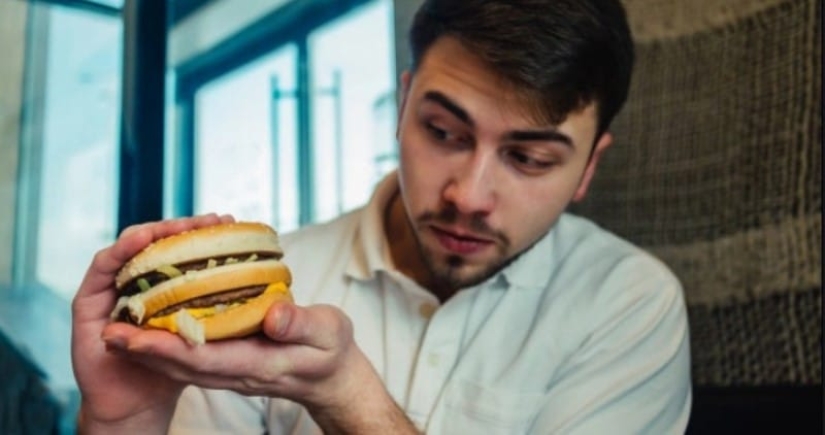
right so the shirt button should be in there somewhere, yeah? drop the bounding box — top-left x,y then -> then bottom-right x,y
427,353 -> 440,366
418,302 -> 437,319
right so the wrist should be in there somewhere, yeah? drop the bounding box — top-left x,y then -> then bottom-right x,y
310,392 -> 420,435
77,400 -> 176,435
304,351 -> 419,434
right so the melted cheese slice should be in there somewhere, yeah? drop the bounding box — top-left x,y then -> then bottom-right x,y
145,282 -> 289,332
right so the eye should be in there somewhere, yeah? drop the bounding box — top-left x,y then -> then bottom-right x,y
424,121 -> 468,147
425,122 -> 450,141
504,149 -> 555,173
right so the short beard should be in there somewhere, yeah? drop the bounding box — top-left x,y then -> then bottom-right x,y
421,247 -> 524,293
412,205 -> 514,292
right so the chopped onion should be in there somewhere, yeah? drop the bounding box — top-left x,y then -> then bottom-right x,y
175,310 -> 205,345
207,258 -> 218,268
110,296 -> 131,320
127,298 -> 147,324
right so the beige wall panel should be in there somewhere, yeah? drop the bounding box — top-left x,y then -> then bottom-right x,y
623,0 -> 790,41
0,0 -> 28,285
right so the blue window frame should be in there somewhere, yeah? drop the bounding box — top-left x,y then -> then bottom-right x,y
170,0 -> 398,229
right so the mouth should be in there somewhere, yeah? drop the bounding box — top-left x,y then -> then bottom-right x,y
429,225 -> 495,255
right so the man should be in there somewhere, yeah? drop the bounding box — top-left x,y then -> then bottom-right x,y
72,0 -> 691,433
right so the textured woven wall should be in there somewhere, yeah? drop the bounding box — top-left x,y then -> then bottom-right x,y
570,0 -> 821,385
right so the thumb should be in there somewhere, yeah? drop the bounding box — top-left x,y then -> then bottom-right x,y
262,303 -> 353,351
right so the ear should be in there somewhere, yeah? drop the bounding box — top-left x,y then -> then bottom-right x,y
396,71 -> 413,139
572,132 -> 613,202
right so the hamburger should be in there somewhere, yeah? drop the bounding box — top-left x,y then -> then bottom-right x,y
110,222 -> 293,345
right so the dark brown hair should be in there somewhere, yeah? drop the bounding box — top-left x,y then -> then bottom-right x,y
409,0 -> 635,137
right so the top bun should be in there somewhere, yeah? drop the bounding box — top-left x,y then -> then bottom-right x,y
115,222 -> 283,289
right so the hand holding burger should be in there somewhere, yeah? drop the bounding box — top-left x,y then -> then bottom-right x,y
73,215 -> 408,434
71,214 -> 238,433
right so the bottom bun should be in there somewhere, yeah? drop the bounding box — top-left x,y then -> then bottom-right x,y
145,282 -> 293,344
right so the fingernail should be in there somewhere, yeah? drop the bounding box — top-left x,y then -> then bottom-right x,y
275,306 -> 292,337
102,334 -> 126,350
127,343 -> 150,353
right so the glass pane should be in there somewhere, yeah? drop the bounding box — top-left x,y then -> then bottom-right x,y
309,0 -> 396,223
35,5 -> 122,299
90,0 -> 124,8
194,44 -> 300,231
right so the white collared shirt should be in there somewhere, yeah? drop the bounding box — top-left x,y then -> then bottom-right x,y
170,172 -> 692,434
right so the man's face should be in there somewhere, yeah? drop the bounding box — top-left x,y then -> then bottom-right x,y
395,37 -> 611,291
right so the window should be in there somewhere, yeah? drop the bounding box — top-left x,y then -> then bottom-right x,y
5,2 -> 124,432
4,1 -> 399,432
194,44 -> 300,231
309,0 -> 397,222
16,2 -> 123,300
184,0 -> 397,229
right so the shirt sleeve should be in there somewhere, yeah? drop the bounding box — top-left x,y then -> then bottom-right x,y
169,386 -> 267,435
532,258 -> 693,434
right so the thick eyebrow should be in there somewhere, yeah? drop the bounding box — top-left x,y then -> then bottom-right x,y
505,130 -> 574,148
423,90 -> 574,149
423,91 -> 474,127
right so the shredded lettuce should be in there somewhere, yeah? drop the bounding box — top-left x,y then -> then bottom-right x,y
156,264 -> 183,278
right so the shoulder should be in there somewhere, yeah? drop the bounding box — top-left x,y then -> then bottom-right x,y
554,213 -> 680,285
536,214 -> 689,371
280,208 -> 363,257
544,213 -> 685,328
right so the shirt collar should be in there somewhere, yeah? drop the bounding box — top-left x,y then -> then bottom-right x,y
498,221 -> 563,290
345,170 -> 569,291
345,171 -> 400,281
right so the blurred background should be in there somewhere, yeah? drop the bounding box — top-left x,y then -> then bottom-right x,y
3,0 -> 403,302
0,0 -> 412,432
0,0 -> 820,434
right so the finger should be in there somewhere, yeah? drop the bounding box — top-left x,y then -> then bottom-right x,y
73,214 -> 231,321
119,213 -> 229,238
123,213 -> 228,240
121,350 -> 283,396
104,342 -> 232,391
72,242 -> 149,322
102,322 -> 193,352
107,327 -> 300,387
77,214 -> 228,299
100,321 -> 147,349
262,303 -> 353,351
217,214 -> 236,224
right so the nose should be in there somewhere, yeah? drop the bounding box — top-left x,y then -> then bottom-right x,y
442,152 -> 497,215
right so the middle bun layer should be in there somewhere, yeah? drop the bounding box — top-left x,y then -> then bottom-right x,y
126,259 -> 292,323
